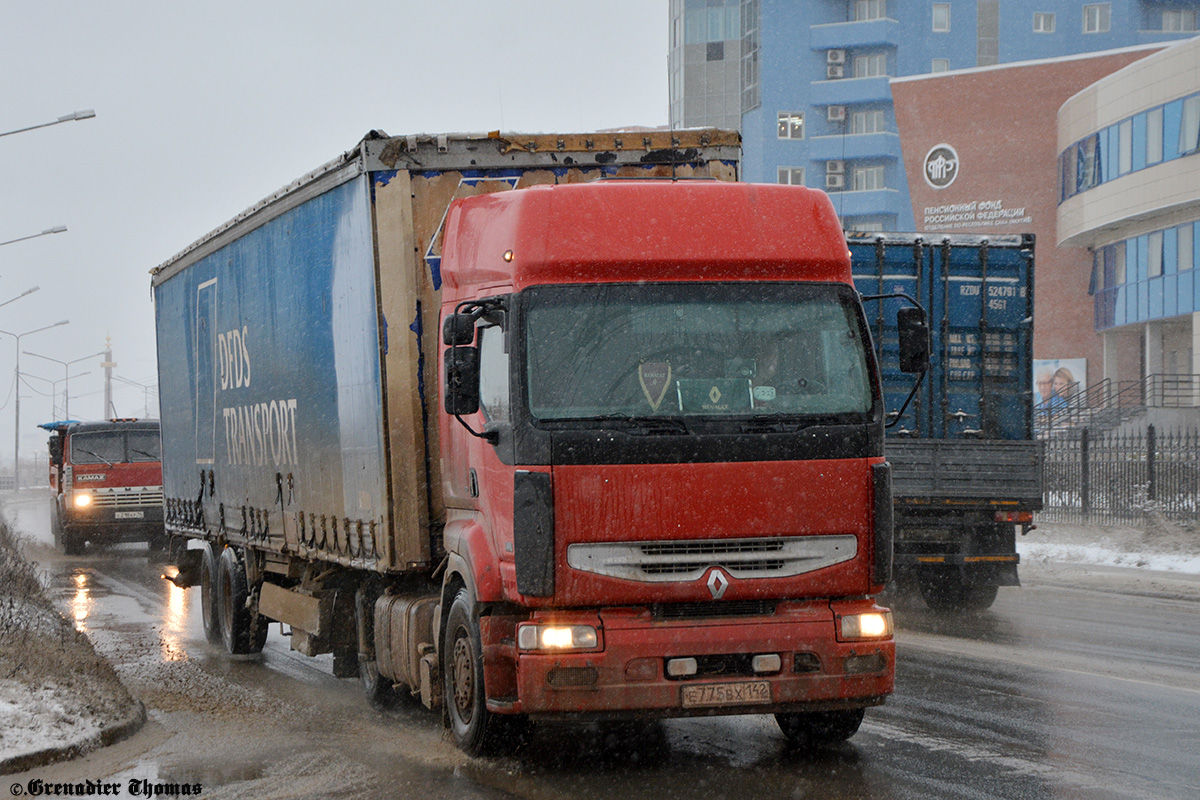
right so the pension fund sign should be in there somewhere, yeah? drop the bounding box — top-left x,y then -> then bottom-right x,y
924,143 -> 959,190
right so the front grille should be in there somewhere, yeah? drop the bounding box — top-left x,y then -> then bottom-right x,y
567,535 -> 858,583
666,653 -> 756,681
88,486 -> 164,508
651,600 -> 776,620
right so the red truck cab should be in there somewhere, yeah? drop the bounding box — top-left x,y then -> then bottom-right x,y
41,419 -> 166,555
435,181 -> 905,754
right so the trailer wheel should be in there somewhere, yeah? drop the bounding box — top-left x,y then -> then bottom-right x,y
199,543 -> 222,645
216,546 -> 268,655
775,707 -> 865,746
356,582 -> 394,708
443,590 -> 529,757
918,574 -> 999,612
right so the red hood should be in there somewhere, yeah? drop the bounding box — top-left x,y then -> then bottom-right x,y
547,458 -> 877,606
69,462 -> 162,488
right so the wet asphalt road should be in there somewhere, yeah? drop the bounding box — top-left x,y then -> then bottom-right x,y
6,490 -> 1200,800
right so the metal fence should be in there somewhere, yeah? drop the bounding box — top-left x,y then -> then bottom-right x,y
1041,425 -> 1200,526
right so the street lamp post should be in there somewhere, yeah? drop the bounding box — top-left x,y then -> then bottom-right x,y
111,374 -> 159,418
0,228 -> 66,249
0,109 -> 95,139
22,370 -> 90,420
23,349 -> 105,420
0,320 -> 69,489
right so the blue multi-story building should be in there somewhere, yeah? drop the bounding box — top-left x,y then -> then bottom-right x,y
668,1 -> 1200,231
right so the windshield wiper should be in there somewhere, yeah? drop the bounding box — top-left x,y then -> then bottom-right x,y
130,448 -> 158,460
557,415 -> 690,435
75,448 -> 113,465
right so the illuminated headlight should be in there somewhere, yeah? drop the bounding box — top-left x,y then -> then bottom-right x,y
840,611 -> 893,640
73,493 -> 92,509
517,624 -> 598,651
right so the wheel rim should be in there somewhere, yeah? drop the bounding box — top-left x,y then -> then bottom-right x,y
451,629 -> 474,723
220,563 -> 233,636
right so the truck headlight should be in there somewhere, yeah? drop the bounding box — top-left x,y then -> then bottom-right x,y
73,493 -> 92,509
839,611 -> 893,640
517,624 -> 598,651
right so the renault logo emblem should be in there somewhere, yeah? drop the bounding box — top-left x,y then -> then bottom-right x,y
706,568 -> 730,599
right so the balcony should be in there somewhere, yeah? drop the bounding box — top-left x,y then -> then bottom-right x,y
821,188 -> 903,218
811,19 -> 900,50
809,75 -> 893,106
807,132 -> 902,162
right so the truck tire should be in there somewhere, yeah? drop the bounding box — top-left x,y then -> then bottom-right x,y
919,574 -> 999,612
775,707 -> 865,746
199,543 -> 222,645
51,503 -> 64,549
62,527 -> 85,556
216,546 -> 268,655
442,589 -> 529,757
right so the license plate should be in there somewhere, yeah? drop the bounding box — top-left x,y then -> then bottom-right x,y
681,680 -> 772,709
114,511 -> 145,519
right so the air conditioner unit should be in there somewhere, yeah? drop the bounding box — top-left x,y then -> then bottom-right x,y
827,49 -> 846,64
827,105 -> 846,122
826,160 -> 845,175
825,174 -> 846,190
827,64 -> 845,79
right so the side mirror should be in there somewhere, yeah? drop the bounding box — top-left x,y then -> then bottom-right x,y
444,346 -> 481,415
897,306 -> 930,374
442,314 -> 476,346
48,435 -> 63,466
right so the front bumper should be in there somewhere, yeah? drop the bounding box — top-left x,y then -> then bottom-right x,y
486,600 -> 894,719
64,505 -> 165,543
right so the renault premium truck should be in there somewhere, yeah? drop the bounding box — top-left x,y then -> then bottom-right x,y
152,130 -> 923,756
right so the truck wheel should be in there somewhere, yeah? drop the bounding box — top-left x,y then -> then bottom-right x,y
356,582 -> 394,708
443,589 -> 529,757
51,503 -> 64,549
775,707 -> 865,746
216,546 -> 268,655
919,575 -> 999,612
199,543 -> 222,645
62,528 -> 85,556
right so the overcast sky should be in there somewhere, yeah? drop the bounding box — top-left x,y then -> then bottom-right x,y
0,0 -> 669,466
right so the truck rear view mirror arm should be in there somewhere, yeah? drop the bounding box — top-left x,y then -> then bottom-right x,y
860,292 -> 930,429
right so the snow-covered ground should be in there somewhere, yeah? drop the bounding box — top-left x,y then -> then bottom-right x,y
1021,520 -> 1200,575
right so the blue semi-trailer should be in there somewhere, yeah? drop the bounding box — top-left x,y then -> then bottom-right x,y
850,233 -> 1042,611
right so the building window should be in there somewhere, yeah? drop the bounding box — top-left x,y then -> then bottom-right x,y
1163,10 -> 1197,32
851,109 -> 886,134
777,111 -> 804,139
932,3 -> 950,31
707,41 -> 724,61
1115,242 -> 1126,284
1179,224 -> 1194,272
1147,106 -> 1164,165
1033,12 -> 1055,32
740,0 -> 761,113
1083,4 -> 1110,33
854,0 -> 886,21
777,167 -> 806,185
846,221 -> 885,232
1181,96 -> 1200,155
1119,118 -> 1133,174
931,58 -> 950,73
852,165 -> 885,191
853,53 -> 887,78
1148,231 -> 1164,278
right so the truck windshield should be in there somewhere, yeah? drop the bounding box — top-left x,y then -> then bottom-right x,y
70,430 -> 161,464
524,283 -> 875,422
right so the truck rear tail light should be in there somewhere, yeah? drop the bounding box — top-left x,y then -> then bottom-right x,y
751,654 -> 782,674
516,624 -> 598,652
838,611 -> 893,641
666,657 -> 698,677
994,511 -> 1034,523
73,493 -> 92,508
